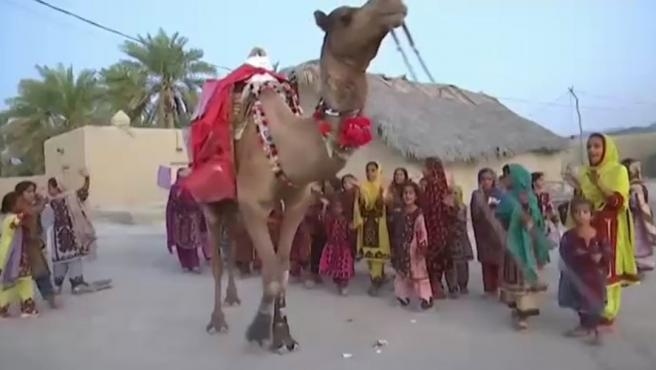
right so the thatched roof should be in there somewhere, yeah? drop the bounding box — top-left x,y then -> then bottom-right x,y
283,61 -> 567,164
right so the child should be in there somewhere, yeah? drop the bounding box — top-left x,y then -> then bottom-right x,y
0,192 -> 39,318
319,193 -> 355,295
289,220 -> 311,283
394,182 -> 433,309
558,197 -> 609,345
445,185 -> 474,297
306,183 -> 329,288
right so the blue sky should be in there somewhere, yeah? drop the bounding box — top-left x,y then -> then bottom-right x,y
1,0 -> 655,135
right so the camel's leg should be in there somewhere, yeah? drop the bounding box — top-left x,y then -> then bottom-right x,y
270,188 -> 311,352
202,203 -> 229,334
240,199 -> 278,346
221,210 -> 241,306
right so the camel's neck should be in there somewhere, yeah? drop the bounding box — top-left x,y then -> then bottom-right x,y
319,54 -> 369,113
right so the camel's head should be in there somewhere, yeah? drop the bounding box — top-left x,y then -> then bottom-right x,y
315,0 -> 407,68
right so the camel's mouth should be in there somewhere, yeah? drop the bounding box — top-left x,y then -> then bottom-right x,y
377,6 -> 407,30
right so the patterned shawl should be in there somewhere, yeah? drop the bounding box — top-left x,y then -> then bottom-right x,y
422,157 -> 452,254
51,178 -> 97,259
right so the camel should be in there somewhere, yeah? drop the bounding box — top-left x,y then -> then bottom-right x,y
192,0 -> 407,352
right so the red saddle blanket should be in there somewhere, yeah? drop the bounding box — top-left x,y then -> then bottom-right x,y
183,64 -> 288,203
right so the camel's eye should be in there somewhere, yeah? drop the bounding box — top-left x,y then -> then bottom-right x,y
340,11 -> 353,26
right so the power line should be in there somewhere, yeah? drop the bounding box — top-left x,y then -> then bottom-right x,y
575,90 -> 656,106
31,0 -> 141,43
524,91 -> 570,119
27,0 -> 233,72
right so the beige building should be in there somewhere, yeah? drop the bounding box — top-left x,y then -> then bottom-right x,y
0,112 -> 189,213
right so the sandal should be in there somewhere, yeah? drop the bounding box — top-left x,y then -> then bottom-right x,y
396,297 -> 410,306
420,298 -> 434,310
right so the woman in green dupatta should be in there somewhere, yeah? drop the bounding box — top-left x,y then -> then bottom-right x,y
496,164 -> 551,330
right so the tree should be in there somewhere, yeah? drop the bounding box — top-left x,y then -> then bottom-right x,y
102,29 -> 217,128
0,64 -> 104,175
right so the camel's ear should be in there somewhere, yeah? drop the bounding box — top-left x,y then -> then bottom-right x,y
314,10 -> 330,32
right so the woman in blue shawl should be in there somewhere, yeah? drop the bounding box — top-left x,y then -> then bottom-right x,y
497,164 -> 551,330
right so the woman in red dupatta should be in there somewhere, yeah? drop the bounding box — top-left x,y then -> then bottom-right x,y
422,157 -> 456,299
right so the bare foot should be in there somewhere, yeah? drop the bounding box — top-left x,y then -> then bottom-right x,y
516,321 -> 528,331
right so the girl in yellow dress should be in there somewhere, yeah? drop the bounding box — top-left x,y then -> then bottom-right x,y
354,161 -> 391,296
0,191 -> 38,318
565,133 -> 638,328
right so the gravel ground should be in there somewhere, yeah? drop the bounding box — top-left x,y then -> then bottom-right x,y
0,223 -> 655,370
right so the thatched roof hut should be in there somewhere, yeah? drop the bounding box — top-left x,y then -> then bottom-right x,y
284,60 -> 567,164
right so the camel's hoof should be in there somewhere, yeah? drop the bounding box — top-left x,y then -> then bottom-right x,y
246,312 -> 272,346
224,293 -> 241,307
270,321 -> 299,353
205,312 -> 229,334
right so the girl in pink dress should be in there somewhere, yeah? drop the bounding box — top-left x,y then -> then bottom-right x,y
394,182 -> 433,310
319,193 -> 355,295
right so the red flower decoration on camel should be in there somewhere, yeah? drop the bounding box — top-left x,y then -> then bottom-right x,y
338,116 -> 373,148
314,110 -> 373,149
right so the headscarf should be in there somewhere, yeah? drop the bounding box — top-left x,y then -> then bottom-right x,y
578,133 -> 629,211
359,161 -> 383,208
496,164 -> 550,283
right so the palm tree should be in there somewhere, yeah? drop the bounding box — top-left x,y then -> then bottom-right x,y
102,29 -> 217,128
0,64 -> 103,175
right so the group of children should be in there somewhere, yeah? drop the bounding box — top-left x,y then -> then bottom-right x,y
164,142 -> 652,347
239,160 -> 475,310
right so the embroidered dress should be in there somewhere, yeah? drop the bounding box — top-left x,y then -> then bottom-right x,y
166,181 -> 209,270
558,230 -> 610,329
445,206 -> 474,293
354,163 -> 391,283
421,158 -> 454,296
319,212 -> 355,285
393,208 -> 432,301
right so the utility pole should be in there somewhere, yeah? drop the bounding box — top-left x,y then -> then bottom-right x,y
568,87 -> 584,164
